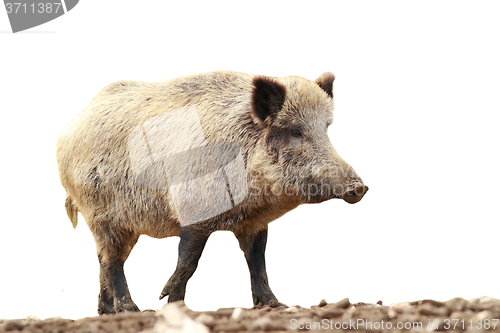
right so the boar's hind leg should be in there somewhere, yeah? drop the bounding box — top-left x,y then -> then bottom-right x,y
235,227 -> 279,306
94,224 -> 140,315
159,226 -> 211,302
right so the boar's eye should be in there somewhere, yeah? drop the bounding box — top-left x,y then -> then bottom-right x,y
291,128 -> 303,138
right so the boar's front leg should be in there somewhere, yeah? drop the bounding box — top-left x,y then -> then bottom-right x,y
159,226 -> 211,302
235,227 -> 279,306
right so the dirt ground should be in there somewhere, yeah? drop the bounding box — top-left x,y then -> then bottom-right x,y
1,297 -> 500,333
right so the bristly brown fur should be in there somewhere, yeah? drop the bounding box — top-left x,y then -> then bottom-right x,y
315,72 -> 335,98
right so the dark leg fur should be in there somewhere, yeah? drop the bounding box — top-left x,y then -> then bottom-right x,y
97,269 -> 115,315
235,227 -> 279,306
94,224 -> 140,315
159,226 -> 211,302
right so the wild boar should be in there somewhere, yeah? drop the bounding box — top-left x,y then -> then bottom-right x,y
56,70 -> 368,314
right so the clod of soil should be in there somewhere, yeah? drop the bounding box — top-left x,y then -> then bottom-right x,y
1,296 -> 500,333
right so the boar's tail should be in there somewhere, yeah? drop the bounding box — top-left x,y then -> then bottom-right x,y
65,196 -> 79,229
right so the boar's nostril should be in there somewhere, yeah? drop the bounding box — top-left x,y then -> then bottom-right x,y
355,185 -> 368,196
342,184 -> 368,204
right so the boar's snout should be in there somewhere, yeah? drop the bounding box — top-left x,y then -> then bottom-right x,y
342,182 -> 369,204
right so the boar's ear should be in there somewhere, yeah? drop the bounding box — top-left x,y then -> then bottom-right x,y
251,76 -> 286,124
315,72 -> 335,98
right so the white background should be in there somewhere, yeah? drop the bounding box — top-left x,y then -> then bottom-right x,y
1,0 -> 499,320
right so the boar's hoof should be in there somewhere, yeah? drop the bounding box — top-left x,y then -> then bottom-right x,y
98,296 -> 140,315
159,284 -> 185,303
267,299 -> 287,308
98,302 -> 115,315
342,185 -> 369,204
253,299 -> 288,309
253,292 -> 284,307
114,299 -> 140,313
